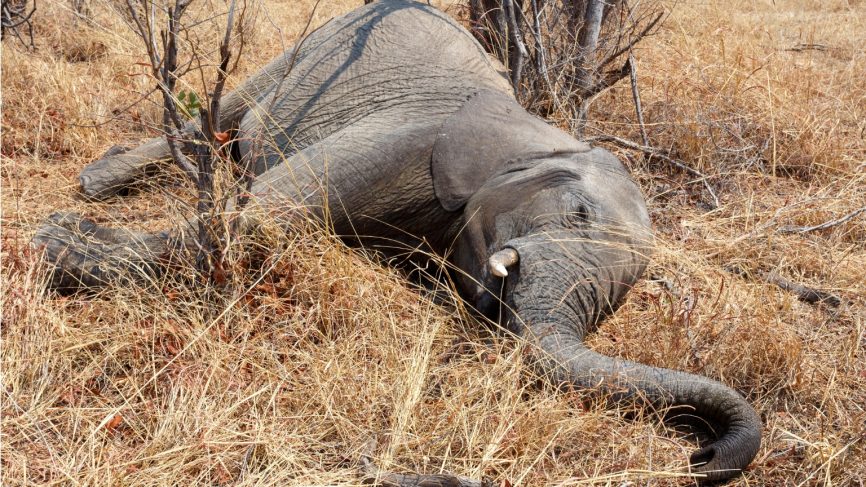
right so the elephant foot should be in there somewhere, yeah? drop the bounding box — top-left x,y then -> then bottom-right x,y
78,139 -> 177,200
31,212 -> 172,290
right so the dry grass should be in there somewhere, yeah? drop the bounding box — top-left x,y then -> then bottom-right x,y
2,0 -> 865,485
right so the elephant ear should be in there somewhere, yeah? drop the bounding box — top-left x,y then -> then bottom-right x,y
432,89 -> 591,211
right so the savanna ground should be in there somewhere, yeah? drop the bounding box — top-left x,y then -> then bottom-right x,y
1,0 -> 864,485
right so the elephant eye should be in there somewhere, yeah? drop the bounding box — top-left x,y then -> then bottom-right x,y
563,204 -> 589,227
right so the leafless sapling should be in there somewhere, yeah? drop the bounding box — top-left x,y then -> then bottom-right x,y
123,0 -> 242,281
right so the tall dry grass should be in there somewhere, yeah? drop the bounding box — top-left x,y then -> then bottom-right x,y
2,0 -> 864,485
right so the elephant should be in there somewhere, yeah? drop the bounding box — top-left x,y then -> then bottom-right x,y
32,0 -> 761,482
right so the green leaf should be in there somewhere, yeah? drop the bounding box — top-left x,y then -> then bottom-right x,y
176,90 -> 201,120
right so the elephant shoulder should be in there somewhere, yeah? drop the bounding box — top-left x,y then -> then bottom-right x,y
431,90 -> 590,212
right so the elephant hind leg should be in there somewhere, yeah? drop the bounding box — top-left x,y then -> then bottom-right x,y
31,212 -> 176,290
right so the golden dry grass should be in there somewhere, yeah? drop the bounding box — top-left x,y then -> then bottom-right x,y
2,0 -> 864,485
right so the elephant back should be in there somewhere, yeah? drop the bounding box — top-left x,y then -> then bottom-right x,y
237,0 -> 513,173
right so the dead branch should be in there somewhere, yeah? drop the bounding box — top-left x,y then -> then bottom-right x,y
726,265 -> 842,308
359,439 -> 496,487
573,56 -> 632,136
123,0 -> 243,280
762,270 -> 842,307
785,43 -> 827,52
472,0 -> 664,145
586,134 -> 720,209
502,0 -> 527,91
577,52 -> 631,100
628,52 -> 649,146
125,0 -> 197,179
208,0 -> 236,134
778,206 -> 866,234
1,0 -> 36,48
597,10 -> 664,69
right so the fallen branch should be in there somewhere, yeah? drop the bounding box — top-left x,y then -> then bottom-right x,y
726,265 -> 842,308
763,270 -> 842,307
359,439 -> 495,487
785,43 -> 827,52
586,134 -> 720,209
778,206 -> 866,234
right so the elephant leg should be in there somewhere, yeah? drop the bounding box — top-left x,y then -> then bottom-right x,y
239,111 -> 441,242
78,45 -> 304,200
34,126 -> 335,292
37,111 -> 439,291
31,212 -> 180,290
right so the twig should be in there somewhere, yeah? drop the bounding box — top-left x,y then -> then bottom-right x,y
125,0 -> 197,179
574,57 -> 632,136
359,438 -> 496,487
597,10 -> 664,69
1,0 -> 37,48
763,270 -> 842,307
528,0 -> 549,88
778,206 -> 866,234
237,443 -> 263,481
586,134 -> 720,209
71,87 -> 159,129
579,55 -> 632,99
628,52 -> 649,147
208,0 -> 236,135
785,43 -> 827,52
502,0 -> 527,92
726,266 -> 842,308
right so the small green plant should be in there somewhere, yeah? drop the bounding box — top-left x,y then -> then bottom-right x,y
176,89 -> 201,119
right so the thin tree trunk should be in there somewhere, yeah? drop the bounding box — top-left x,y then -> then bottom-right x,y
575,0 -> 604,92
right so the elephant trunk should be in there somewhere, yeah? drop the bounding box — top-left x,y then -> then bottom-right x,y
506,249 -> 761,482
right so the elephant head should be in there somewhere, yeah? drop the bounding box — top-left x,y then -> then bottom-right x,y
433,90 -> 761,482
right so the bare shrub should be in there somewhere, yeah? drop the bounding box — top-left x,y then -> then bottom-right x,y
466,0 -> 665,135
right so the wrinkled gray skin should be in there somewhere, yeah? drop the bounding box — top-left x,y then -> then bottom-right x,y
36,0 -> 760,482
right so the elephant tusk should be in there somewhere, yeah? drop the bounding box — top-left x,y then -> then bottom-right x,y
488,248 -> 519,277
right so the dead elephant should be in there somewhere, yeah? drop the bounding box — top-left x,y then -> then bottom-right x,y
33,0 -> 761,483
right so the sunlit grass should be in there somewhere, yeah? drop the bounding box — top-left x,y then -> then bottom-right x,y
2,0 -> 864,485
